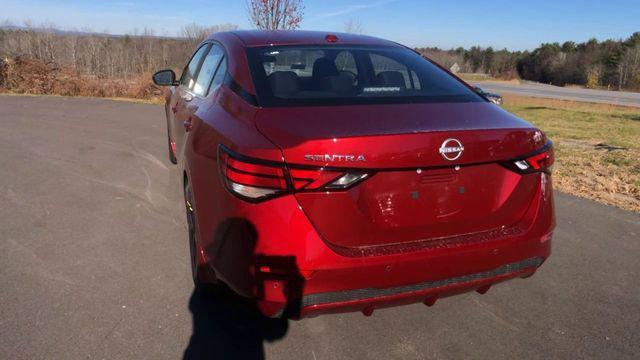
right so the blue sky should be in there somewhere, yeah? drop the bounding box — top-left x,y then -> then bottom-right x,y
3,0 -> 639,50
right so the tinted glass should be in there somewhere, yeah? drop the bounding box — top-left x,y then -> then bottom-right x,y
370,53 -> 412,89
193,45 -> 224,96
209,56 -> 227,92
247,45 -> 484,107
180,45 -> 210,89
335,50 -> 359,85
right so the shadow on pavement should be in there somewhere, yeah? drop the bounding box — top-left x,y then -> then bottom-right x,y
183,284 -> 289,359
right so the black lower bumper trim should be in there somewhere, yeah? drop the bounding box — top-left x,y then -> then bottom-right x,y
302,257 -> 543,307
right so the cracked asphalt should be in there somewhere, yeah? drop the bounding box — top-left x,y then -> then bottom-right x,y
1,95 -> 639,359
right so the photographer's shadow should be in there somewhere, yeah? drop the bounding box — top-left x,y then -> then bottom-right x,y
183,284 -> 289,359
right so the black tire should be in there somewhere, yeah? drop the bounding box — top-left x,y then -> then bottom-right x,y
184,180 -> 206,287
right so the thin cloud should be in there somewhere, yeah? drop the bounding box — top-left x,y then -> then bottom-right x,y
314,0 -> 401,20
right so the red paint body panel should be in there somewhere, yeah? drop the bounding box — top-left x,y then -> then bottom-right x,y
254,103 -> 545,168
162,31 -> 555,319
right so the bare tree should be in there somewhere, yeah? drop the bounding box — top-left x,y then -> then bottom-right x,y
0,20 -> 238,80
344,19 -> 363,34
618,43 -> 640,89
180,23 -> 238,49
245,0 -> 304,30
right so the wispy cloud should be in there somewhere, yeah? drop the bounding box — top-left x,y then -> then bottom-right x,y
313,0 -> 401,20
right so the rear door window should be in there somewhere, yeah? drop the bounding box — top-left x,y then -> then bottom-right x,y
192,44 -> 224,96
180,44 -> 210,90
209,56 -> 227,93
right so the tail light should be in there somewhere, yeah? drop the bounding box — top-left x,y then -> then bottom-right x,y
218,146 -> 371,202
502,141 -> 554,175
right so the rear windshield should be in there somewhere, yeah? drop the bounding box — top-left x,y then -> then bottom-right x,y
246,45 -> 484,107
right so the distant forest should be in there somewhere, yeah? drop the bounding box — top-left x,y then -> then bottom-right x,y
1,23 -> 639,99
416,32 -> 640,91
0,23 -> 236,99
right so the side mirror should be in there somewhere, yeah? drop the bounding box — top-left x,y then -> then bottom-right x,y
152,69 -> 178,86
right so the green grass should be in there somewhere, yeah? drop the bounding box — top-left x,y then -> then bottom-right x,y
504,103 -> 640,149
502,95 -> 640,212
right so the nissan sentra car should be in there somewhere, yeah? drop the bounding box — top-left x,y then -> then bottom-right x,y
152,30 -> 555,319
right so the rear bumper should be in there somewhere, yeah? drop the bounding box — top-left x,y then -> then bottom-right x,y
193,156 -> 555,319
297,256 -> 543,318
254,230 -> 551,318
302,256 -> 542,307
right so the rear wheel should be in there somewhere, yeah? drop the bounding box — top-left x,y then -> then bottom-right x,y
184,180 -> 209,287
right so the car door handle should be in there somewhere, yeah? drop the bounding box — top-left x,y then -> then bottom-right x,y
183,117 -> 193,132
182,93 -> 194,102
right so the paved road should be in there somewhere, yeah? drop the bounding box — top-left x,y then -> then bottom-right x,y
1,95 -> 639,359
475,81 -> 640,107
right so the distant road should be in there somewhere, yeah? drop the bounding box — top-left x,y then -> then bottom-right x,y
475,81 -> 640,107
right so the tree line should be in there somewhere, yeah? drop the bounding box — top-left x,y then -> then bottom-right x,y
0,23 -> 237,79
416,32 -> 640,90
1,21 -> 639,95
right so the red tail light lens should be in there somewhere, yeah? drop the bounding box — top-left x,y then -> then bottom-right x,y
503,141 -> 554,175
218,148 -> 288,202
289,168 -> 342,190
219,146 -> 371,202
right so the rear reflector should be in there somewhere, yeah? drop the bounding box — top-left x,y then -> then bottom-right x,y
218,146 -> 371,202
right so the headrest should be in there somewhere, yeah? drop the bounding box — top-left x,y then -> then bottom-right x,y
312,58 -> 339,81
321,74 -> 353,94
375,71 -> 406,88
268,71 -> 299,97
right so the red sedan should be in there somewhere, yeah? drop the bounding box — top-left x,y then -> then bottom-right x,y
152,30 -> 555,319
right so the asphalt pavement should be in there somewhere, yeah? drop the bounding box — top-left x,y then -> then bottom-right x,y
475,81 -> 640,107
1,95 -> 639,359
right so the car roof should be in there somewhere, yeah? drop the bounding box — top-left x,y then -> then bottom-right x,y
209,30 -> 401,48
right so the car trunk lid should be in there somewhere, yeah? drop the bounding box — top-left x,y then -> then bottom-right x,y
255,102 -> 547,250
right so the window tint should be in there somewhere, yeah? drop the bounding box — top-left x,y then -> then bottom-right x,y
193,45 -> 224,96
335,51 -> 358,85
411,70 -> 421,90
262,49 -> 324,78
209,56 -> 227,92
180,45 -> 210,89
247,45 -> 483,107
370,53 -> 413,89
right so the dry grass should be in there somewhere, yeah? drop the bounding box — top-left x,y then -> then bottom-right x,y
0,57 -> 165,102
458,73 -> 495,82
503,95 -> 640,212
458,73 -> 522,84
